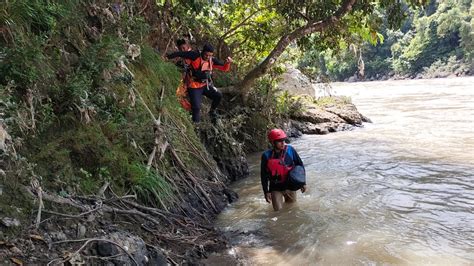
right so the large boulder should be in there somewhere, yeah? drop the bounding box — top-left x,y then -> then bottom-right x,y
291,105 -> 345,124
324,103 -> 365,125
278,68 -> 334,97
278,66 -> 316,97
289,97 -> 369,135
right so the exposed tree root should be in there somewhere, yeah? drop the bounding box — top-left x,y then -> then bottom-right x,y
26,180 -> 221,263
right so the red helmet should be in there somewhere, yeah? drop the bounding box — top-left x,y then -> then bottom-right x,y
267,129 -> 287,142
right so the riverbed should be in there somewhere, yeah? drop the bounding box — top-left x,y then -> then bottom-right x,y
217,77 -> 474,265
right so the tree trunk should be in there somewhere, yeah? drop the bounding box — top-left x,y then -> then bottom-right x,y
238,0 -> 357,103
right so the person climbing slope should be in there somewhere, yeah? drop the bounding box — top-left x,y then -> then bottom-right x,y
167,43 -> 232,123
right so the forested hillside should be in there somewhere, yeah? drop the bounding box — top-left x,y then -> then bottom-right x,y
298,0 -> 473,81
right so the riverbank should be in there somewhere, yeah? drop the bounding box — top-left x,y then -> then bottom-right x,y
0,94 -> 367,265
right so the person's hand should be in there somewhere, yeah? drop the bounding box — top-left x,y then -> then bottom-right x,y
265,192 -> 272,203
301,185 -> 307,193
226,57 -> 233,63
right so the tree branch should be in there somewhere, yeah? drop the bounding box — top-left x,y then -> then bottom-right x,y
297,11 -> 311,22
220,16 -> 257,41
219,5 -> 275,41
237,0 -> 357,102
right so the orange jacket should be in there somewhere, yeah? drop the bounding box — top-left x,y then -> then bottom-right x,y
167,50 -> 231,88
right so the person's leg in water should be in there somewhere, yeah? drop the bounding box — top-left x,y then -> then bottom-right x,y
202,83 -> 222,123
271,190 -> 284,211
187,87 -> 205,122
283,190 -> 297,203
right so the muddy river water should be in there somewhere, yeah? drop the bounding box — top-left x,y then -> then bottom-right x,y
216,77 -> 474,265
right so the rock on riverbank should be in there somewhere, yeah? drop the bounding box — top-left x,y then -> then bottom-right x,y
276,66 -> 370,135
287,97 -> 371,136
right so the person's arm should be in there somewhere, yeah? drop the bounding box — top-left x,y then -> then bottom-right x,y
212,57 -> 231,72
292,148 -> 304,168
261,153 -> 270,194
166,51 -> 200,60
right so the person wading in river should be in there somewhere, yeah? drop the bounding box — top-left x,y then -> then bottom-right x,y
167,43 -> 232,123
261,129 -> 307,211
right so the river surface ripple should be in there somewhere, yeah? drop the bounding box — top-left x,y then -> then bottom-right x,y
217,77 -> 474,265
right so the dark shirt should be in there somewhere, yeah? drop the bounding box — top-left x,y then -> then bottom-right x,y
167,50 -> 229,81
260,145 -> 304,194
166,50 -> 227,66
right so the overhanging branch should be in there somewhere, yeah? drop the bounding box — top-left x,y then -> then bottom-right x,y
237,0 -> 357,102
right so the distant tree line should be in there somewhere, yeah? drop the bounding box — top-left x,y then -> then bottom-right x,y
298,0 -> 473,81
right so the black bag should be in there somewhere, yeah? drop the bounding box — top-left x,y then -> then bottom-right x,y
288,165 -> 306,189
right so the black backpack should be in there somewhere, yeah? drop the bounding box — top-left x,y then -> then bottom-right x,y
288,165 -> 306,189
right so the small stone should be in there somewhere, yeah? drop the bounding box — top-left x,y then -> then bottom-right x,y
10,246 -> 22,254
50,232 -> 67,241
1,217 -> 20,227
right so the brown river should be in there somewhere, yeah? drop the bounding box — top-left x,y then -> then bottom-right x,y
216,77 -> 474,265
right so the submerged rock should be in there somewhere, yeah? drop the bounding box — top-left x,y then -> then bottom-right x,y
224,188 -> 239,203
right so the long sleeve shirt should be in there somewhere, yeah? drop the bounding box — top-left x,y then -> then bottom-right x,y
166,50 -> 231,72
260,145 -> 304,194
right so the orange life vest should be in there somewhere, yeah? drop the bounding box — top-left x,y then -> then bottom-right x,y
188,57 -> 213,89
266,146 -> 293,183
175,58 -> 193,111
176,80 -> 192,111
